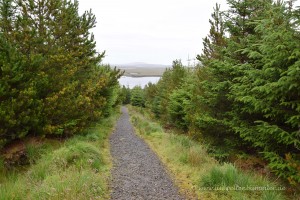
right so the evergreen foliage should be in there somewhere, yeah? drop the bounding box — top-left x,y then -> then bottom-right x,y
0,0 -> 121,148
130,86 -> 145,107
143,0 -> 300,188
119,85 -> 131,105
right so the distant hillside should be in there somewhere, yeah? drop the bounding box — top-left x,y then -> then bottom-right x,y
112,62 -> 170,77
114,62 -> 171,68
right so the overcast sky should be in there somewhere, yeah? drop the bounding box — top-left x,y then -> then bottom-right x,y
77,0 -> 228,65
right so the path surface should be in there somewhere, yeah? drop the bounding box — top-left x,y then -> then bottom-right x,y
110,107 -> 184,200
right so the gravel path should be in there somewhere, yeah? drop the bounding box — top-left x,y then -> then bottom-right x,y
110,107 -> 184,200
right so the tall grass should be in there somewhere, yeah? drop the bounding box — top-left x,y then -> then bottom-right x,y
200,163 -> 285,200
25,143 -> 54,164
27,141 -> 103,182
0,112 -> 118,200
200,163 -> 253,187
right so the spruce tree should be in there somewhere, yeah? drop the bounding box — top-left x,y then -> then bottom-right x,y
229,1 -> 300,185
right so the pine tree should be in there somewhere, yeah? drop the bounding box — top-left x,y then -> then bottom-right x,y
194,2 -> 237,146
0,0 -> 121,147
198,3 -> 226,62
0,0 -> 43,146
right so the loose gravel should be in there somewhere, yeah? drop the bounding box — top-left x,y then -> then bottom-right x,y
110,107 -> 184,200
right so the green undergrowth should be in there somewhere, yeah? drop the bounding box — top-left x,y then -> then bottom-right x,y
0,112 -> 119,200
128,105 -> 285,200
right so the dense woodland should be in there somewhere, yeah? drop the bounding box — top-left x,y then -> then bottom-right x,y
123,0 -> 300,188
0,0 -> 299,193
0,0 -> 121,148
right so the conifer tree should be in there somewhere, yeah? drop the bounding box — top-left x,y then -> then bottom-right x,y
143,0 -> 300,187
0,0 -> 43,146
199,3 -> 225,61
229,1 -> 300,185
0,0 -> 121,147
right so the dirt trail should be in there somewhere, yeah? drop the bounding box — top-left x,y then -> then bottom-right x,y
110,106 -> 184,200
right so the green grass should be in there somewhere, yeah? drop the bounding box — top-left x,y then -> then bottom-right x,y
0,111 -> 119,200
128,105 -> 285,200
200,163 -> 251,187
200,163 -> 285,200
25,142 -> 54,164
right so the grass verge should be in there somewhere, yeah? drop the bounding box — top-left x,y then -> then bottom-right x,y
128,105 -> 285,200
0,111 -> 119,200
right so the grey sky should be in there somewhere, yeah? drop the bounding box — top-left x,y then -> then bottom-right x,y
78,0 -> 228,65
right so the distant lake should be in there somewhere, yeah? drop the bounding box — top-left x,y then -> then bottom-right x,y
119,76 -> 161,89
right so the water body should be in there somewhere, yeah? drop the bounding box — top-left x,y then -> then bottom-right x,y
119,76 -> 161,89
